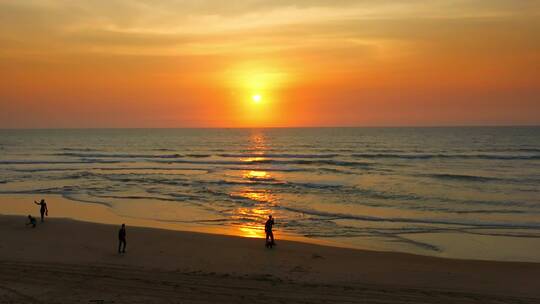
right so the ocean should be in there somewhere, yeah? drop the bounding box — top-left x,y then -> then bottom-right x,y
1,127 -> 539,261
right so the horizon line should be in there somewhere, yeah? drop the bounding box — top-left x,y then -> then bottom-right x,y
1,124 -> 539,130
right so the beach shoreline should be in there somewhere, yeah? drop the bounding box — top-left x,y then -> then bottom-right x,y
1,194 -> 539,263
0,214 -> 539,303
0,194 -> 350,249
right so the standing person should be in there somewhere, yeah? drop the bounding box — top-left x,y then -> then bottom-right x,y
118,224 -> 127,254
265,215 -> 275,248
34,199 -> 48,222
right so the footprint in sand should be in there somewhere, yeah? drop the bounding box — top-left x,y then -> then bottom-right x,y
290,265 -> 307,273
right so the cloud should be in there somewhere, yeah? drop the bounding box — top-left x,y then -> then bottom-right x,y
1,0 -> 538,57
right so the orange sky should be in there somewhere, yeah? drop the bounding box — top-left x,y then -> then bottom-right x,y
1,0 -> 539,128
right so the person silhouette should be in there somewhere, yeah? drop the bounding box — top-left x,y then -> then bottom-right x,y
34,199 -> 48,222
26,215 -> 36,228
118,224 -> 127,254
265,215 -> 275,248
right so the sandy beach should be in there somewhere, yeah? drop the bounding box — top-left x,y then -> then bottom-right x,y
0,215 -> 539,303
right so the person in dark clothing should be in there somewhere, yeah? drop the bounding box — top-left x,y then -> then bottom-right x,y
26,215 -> 36,228
34,199 -> 48,222
118,224 -> 126,254
265,215 -> 275,248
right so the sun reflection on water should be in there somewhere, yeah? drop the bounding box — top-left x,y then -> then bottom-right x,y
243,170 -> 271,180
249,133 -> 267,151
233,205 -> 272,238
241,190 -> 270,202
229,131 -> 278,238
237,225 -> 265,238
241,156 -> 267,162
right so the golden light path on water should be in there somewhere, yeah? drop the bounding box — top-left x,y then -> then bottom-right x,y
233,132 -> 275,238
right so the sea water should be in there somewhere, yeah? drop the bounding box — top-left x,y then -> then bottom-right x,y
0,127 -> 539,261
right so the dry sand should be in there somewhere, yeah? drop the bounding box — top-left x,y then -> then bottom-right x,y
0,215 -> 539,303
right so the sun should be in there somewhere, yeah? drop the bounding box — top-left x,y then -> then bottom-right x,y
252,94 -> 262,103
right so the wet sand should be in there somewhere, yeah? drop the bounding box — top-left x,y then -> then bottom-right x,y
0,215 -> 539,303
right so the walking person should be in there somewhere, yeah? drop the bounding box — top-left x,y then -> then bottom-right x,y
118,224 -> 127,254
265,215 -> 275,248
34,199 -> 48,222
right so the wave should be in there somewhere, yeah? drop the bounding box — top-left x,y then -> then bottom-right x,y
53,152 -> 373,167
186,154 -> 211,158
61,193 -> 112,207
7,167 -> 211,174
214,179 -> 538,212
9,165 -> 303,174
152,178 -> 349,194
7,168 -> 82,172
423,173 -> 501,182
450,209 -> 529,214
0,160 -> 123,165
57,152 -> 184,159
477,147 -> 540,153
351,153 -> 540,160
3,168 -> 534,211
319,149 -> 355,153
61,148 -> 98,152
157,158 -> 370,167
0,186 -> 74,195
279,206 -> 540,229
351,188 -> 539,210
156,218 -> 231,224
288,181 -> 345,190
96,166 -> 209,172
267,159 -> 369,167
516,148 -> 540,152
48,151 -> 540,162
217,153 -> 339,159
316,167 -> 357,175
92,194 -> 193,202
226,167 -> 306,172
56,151 -> 353,160
195,179 -> 284,187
